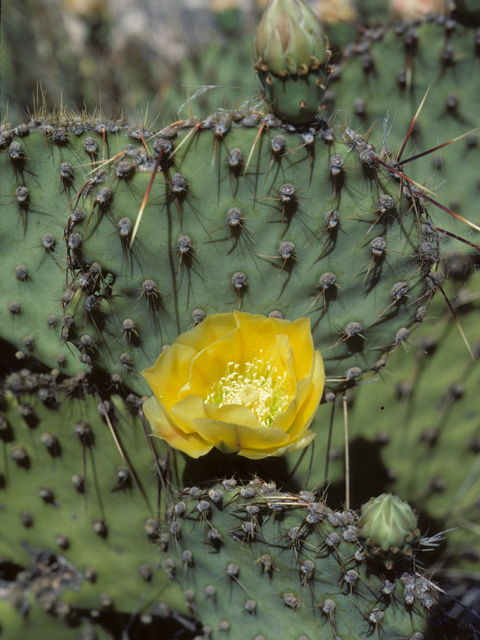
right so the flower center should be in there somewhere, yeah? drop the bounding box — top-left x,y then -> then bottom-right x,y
205,353 -> 293,426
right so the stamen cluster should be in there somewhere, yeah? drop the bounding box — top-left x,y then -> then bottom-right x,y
206,353 -> 292,426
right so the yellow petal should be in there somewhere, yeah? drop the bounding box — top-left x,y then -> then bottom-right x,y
207,403 -> 261,428
143,396 -> 213,458
284,351 -> 325,440
239,430 -> 316,460
235,312 -> 314,382
281,317 -> 315,381
274,333 -> 297,393
183,329 -> 243,399
235,312 -> 291,364
270,373 -> 312,434
234,317 -> 299,397
273,429 -> 317,456
192,414 -> 290,453
171,395 -> 260,436
177,312 -> 238,352
142,343 -> 197,411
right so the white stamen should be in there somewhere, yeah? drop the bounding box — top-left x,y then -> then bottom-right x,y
205,354 -> 293,426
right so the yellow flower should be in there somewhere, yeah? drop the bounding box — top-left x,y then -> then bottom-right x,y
142,311 -> 325,459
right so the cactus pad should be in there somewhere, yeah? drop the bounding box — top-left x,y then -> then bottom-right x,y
0,114 -> 442,399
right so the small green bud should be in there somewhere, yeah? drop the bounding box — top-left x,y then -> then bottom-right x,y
254,0 -> 327,75
253,0 -> 329,124
359,494 -> 420,569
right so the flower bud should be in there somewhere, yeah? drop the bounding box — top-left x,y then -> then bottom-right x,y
253,0 -> 330,124
359,494 -> 420,569
254,0 -> 327,75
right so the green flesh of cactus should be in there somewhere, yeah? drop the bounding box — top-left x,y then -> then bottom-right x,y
0,597 -> 111,640
156,482 -> 437,640
326,18 -> 480,241
0,389 -> 205,638
0,392 -> 183,617
0,382 -> 437,639
0,117 -> 441,398
301,255 -> 480,574
164,16 -> 480,252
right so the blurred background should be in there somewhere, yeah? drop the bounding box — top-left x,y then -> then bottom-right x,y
1,0 -> 445,126
1,0 -> 270,126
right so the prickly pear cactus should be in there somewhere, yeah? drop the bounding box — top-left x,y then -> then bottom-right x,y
0,596 -> 111,640
0,384 -> 203,637
0,378 -> 440,640
152,481 -> 440,640
0,391 -> 174,611
1,0 -> 479,637
303,254 -> 480,575
0,113 -> 443,399
327,15 -> 480,239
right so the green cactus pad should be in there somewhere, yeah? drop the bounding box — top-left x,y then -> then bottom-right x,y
150,480 -> 444,639
0,596 -> 111,640
0,390 -> 183,616
327,17 -> 480,246
0,379 -> 446,639
254,0 -> 330,123
301,254 -> 480,574
0,115 -> 441,399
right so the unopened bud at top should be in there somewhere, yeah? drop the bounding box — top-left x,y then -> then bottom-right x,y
254,0 -> 327,75
253,0 -> 330,124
